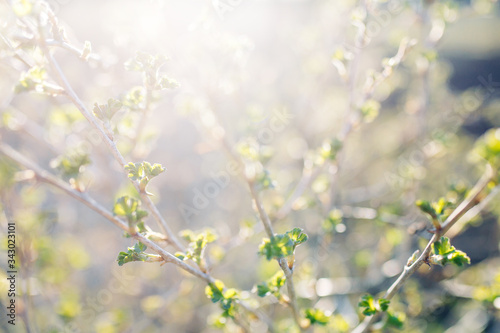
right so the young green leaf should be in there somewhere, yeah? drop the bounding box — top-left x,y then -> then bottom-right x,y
256,284 -> 271,297
473,128 -> 500,168
125,161 -> 166,192
378,298 -> 390,312
385,310 -> 405,329
92,98 -> 122,121
255,271 -> 286,298
320,137 -> 343,161
112,196 -> 148,233
205,280 -> 225,303
358,294 -> 377,316
116,242 -> 152,266
433,236 -> 454,256
258,234 -> 294,260
50,150 -> 91,181
286,227 -> 308,247
416,199 -> 442,229
430,236 -> 471,267
305,308 -> 330,326
360,99 -> 380,123
178,229 -> 218,267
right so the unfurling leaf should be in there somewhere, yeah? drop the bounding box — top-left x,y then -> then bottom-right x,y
305,308 -> 330,326
430,236 -> 470,267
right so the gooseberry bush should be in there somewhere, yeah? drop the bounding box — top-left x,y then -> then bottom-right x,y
1,0 -> 500,332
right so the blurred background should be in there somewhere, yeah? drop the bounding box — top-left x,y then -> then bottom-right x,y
1,0 -> 500,332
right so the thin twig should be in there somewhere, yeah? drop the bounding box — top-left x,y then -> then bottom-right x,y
248,182 -> 274,237
0,143 -> 204,279
31,12 -> 185,251
447,185 -> 500,238
0,141 -> 273,331
45,39 -> 100,62
207,109 -> 305,330
351,165 -> 494,333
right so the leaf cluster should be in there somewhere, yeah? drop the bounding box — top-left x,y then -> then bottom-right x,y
205,280 -> 240,320
258,227 -> 308,261
125,51 -> 179,91
429,236 -> 470,267
305,308 -> 330,326
125,161 -> 165,193
175,229 -> 217,267
319,137 -> 343,162
14,66 -> 63,95
256,271 -> 286,298
93,98 -> 122,122
113,196 -> 148,233
473,128 -> 500,178
50,150 -> 91,181
415,197 -> 454,229
358,294 -> 390,316
117,242 -> 147,266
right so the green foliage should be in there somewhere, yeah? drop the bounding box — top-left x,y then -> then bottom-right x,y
3,1 -> 500,331
385,311 -> 405,330
116,242 -> 163,266
256,271 -> 286,298
319,137 -> 343,162
113,196 -> 148,233
473,272 -> 500,303
416,197 -> 454,229
258,228 -> 308,261
236,138 -> 260,161
0,157 -> 19,189
176,229 -> 217,267
14,66 -> 63,95
125,51 -> 179,91
93,98 -> 122,122
259,235 -> 294,260
11,0 -> 33,16
378,298 -> 390,312
330,314 -> 350,332
360,99 -> 380,123
322,209 -> 344,232
430,236 -> 470,267
125,161 -> 166,193
286,227 -> 308,245
50,150 -> 91,181
122,86 -> 146,111
304,308 -> 330,326
206,280 -> 225,303
358,294 -> 390,316
473,128 -> 500,170
255,169 -> 276,190
116,242 -> 147,266
15,66 -> 46,92
205,280 -> 240,319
